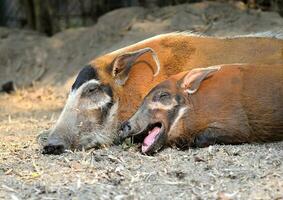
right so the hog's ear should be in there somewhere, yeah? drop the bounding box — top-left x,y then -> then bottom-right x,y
111,47 -> 160,85
181,66 -> 221,94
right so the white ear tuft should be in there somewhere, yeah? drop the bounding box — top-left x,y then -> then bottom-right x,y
182,65 -> 221,94
111,47 -> 161,86
184,88 -> 197,94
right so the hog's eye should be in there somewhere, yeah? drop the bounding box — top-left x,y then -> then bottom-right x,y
153,92 -> 170,102
160,92 -> 170,99
88,86 -> 99,93
83,85 -> 100,96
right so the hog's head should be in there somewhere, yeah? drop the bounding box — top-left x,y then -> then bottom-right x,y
118,66 -> 221,154
42,48 -> 160,154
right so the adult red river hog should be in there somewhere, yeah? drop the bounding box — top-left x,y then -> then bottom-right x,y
43,32 -> 283,154
118,64 -> 283,154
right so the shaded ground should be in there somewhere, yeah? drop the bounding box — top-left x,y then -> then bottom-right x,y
0,1 -> 283,200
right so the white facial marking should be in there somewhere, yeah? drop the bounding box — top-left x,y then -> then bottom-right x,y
148,99 -> 178,110
75,79 -> 112,110
58,92 -> 78,123
80,79 -> 100,86
81,94 -> 111,110
168,107 -> 188,136
50,79 -> 111,134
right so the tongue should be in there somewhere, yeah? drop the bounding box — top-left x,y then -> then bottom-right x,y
142,126 -> 161,153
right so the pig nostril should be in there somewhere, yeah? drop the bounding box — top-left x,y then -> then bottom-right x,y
42,143 -> 65,155
115,122 -> 131,145
121,122 -> 131,133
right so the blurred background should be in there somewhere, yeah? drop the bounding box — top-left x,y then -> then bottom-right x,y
0,0 -> 282,36
0,0 -> 283,89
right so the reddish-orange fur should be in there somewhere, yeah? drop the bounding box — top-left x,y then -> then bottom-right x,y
90,33 -> 283,121
166,64 -> 283,146
43,33 -> 283,154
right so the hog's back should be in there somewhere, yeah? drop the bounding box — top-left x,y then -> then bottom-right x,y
240,64 -> 283,141
188,64 -> 283,143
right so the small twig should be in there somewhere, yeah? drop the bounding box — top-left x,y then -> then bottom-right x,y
1,184 -> 15,192
8,115 -> 12,123
32,159 -> 42,174
108,155 -> 123,163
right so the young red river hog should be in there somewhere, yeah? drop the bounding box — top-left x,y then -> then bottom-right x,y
118,64 -> 283,154
43,32 -> 283,154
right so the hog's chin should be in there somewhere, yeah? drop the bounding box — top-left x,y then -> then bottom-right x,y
141,122 -> 165,154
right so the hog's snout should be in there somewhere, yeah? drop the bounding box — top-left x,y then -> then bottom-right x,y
120,121 -> 132,134
113,121 -> 132,145
42,138 -> 66,155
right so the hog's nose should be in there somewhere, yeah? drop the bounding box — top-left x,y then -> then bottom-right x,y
120,121 -> 131,133
42,139 -> 66,155
114,122 -> 132,145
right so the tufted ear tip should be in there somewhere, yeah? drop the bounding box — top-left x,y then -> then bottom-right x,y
184,88 -> 197,94
111,47 -> 161,85
181,66 -> 221,94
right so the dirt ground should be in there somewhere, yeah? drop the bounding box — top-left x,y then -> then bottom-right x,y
0,87 -> 282,199
0,2 -> 283,200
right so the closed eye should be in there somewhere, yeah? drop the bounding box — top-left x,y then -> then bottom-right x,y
159,92 -> 170,100
153,91 -> 171,102
88,86 -> 99,93
82,85 -> 100,96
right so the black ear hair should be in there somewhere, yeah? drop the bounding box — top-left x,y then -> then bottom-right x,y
72,65 -> 98,90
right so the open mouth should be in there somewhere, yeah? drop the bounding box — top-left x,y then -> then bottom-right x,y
141,122 -> 165,154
